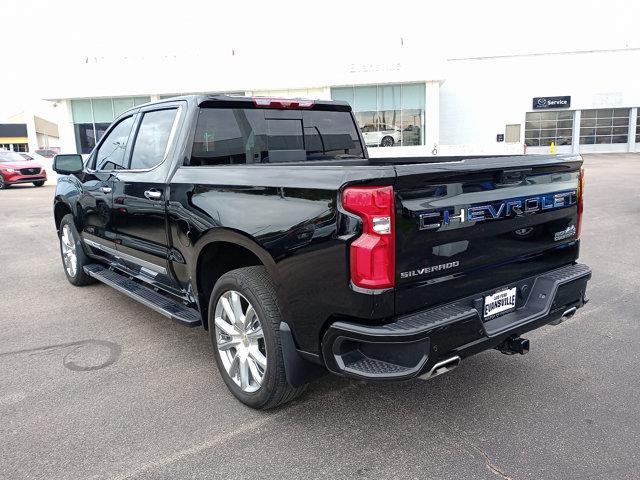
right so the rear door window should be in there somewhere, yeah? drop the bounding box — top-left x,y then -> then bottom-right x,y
129,109 -> 178,170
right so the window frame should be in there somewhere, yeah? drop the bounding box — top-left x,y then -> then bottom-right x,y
86,103 -> 184,174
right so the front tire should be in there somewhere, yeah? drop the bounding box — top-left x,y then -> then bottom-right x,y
380,135 -> 394,147
33,181 -> 45,187
58,214 -> 97,286
209,266 -> 306,409
0,177 -> 8,189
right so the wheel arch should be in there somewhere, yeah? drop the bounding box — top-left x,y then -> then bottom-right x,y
53,200 -> 73,232
192,229 -> 278,330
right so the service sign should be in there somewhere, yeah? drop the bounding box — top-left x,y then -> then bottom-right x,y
532,96 -> 571,109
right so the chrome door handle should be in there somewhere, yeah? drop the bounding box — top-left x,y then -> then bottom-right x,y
100,186 -> 112,193
144,189 -> 162,200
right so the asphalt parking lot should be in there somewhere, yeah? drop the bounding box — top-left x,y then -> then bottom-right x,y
1,153 -> 639,480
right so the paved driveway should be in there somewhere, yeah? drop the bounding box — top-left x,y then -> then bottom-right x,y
1,154 -> 639,479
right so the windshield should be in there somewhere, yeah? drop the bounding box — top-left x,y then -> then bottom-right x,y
191,108 -> 364,165
0,151 -> 27,163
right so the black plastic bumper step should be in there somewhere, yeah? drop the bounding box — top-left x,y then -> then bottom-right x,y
344,357 -> 413,376
83,264 -> 202,327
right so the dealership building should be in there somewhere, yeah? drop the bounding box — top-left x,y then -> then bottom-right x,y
0,114 -> 60,153
45,47 -> 640,158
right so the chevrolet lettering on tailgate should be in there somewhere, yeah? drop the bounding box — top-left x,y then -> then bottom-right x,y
419,190 -> 577,230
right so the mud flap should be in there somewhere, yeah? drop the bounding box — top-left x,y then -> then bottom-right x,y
279,322 -> 326,387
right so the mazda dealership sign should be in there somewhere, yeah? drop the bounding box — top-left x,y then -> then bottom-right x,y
532,96 -> 571,109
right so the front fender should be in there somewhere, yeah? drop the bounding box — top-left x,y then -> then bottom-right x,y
53,176 -> 83,230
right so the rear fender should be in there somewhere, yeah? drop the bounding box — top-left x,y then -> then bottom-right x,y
190,228 -> 277,284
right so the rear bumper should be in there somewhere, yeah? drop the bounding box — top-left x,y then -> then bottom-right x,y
322,263 -> 591,380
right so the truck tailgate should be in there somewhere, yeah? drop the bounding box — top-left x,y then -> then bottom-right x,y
393,155 -> 583,315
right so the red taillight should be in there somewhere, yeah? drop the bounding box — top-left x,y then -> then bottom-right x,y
252,97 -> 315,109
342,186 -> 395,289
576,165 -> 585,238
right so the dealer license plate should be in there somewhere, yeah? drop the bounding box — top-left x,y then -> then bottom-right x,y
483,287 -> 517,320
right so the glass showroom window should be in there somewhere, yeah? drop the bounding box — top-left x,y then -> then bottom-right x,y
331,83 -> 425,148
0,143 -> 28,152
580,109 -> 629,145
635,111 -> 640,143
71,96 -> 150,154
525,111 -> 573,147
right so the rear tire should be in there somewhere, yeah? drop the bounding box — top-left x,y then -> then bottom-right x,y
59,214 -> 97,286
209,266 -> 306,409
33,181 -> 45,187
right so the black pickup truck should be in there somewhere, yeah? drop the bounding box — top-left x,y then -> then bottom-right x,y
52,95 -> 591,409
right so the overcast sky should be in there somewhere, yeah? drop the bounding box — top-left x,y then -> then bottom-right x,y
2,0 -> 639,120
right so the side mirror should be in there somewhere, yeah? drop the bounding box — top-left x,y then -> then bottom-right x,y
53,154 -> 84,174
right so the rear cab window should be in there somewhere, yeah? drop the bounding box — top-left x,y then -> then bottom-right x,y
189,105 -> 364,166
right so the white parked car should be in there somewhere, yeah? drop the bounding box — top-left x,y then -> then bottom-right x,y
360,123 -> 401,147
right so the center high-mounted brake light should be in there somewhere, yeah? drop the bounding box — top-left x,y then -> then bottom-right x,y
252,98 -> 315,109
576,165 -> 585,238
342,186 -> 395,289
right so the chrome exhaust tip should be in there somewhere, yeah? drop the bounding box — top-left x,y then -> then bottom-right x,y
418,356 -> 461,381
550,306 -> 578,325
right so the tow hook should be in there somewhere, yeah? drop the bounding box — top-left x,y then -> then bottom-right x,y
496,336 -> 530,355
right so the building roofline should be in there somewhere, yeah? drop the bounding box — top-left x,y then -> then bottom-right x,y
448,46 -> 640,61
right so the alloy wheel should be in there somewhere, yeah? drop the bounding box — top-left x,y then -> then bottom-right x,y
60,224 -> 78,277
214,290 -> 267,393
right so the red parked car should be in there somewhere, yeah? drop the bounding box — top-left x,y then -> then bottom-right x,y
0,151 -> 47,189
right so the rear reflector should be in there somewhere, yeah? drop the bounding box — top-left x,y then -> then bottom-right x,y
576,165 -> 585,238
252,98 -> 315,109
342,186 -> 395,289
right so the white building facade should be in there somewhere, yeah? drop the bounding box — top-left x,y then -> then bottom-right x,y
46,48 -> 640,158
